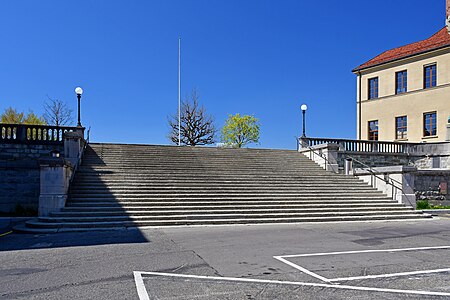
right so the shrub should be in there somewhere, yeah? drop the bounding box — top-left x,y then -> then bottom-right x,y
416,200 -> 430,210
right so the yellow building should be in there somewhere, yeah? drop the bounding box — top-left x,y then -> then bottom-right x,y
353,2 -> 450,142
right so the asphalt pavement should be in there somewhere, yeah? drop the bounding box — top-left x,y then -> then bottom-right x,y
1,218 -> 450,299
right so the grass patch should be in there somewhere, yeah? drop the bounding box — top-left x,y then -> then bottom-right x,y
416,200 -> 450,210
428,205 -> 450,209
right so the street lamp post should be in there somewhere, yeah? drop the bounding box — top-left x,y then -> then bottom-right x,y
301,104 -> 308,138
75,87 -> 83,127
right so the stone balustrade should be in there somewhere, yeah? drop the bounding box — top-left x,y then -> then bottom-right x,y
1,123 -> 80,144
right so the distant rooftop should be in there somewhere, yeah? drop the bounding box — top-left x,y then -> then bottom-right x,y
353,27 -> 450,72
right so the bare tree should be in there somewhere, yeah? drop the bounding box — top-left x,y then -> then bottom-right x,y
43,97 -> 73,126
168,90 -> 215,146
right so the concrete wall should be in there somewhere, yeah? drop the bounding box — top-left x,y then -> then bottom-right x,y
356,47 -> 450,142
0,143 -> 64,213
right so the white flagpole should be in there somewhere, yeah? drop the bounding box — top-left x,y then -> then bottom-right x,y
178,37 -> 181,146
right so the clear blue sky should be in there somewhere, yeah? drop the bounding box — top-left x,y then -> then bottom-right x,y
0,0 -> 446,149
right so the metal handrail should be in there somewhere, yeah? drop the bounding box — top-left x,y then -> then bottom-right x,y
296,138 -> 339,173
69,127 -> 89,184
348,155 -> 415,208
297,138 -> 415,208
349,156 -> 404,187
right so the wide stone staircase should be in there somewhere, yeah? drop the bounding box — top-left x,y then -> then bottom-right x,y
23,143 -> 430,231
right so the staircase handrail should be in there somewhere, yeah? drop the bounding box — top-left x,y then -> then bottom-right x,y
68,127 -> 90,184
297,138 -> 415,208
296,138 -> 339,173
347,155 -> 415,208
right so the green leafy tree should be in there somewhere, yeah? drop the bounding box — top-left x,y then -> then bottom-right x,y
221,114 -> 260,148
1,107 -> 46,125
23,111 -> 46,125
1,107 -> 25,124
1,107 -> 46,140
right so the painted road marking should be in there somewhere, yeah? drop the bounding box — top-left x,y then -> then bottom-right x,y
133,271 -> 450,299
133,271 -> 150,300
274,245 -> 450,283
273,256 -> 332,283
329,268 -> 450,282
0,231 -> 13,237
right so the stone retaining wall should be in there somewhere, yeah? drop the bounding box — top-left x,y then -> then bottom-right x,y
414,169 -> 450,201
337,152 -> 411,169
0,144 -> 64,213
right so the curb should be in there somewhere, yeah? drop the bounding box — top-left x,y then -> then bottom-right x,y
0,217 -> 33,231
422,209 -> 450,216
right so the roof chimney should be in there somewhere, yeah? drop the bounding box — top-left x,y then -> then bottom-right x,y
447,0 -> 450,33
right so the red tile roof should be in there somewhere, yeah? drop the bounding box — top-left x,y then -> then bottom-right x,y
353,27 -> 450,72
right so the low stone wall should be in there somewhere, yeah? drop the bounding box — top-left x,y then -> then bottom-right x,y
337,152 -> 411,170
0,144 -> 64,213
414,169 -> 450,201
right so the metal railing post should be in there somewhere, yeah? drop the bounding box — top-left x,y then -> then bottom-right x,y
344,157 -> 353,175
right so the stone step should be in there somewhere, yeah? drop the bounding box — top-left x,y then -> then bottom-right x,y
60,204 -> 411,213
68,186 -> 379,192
51,207 -> 415,217
69,182 -> 370,188
68,188 -> 382,194
67,194 -> 390,201
25,214 -> 432,230
82,155 -> 314,160
41,210 -> 425,223
76,170 -> 332,176
72,176 -> 361,183
65,199 -> 397,207
83,156 -> 299,161
72,177 -> 360,183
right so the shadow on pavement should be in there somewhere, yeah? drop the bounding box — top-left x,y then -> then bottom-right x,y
0,229 -> 150,251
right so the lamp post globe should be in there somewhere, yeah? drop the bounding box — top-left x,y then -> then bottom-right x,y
75,87 -> 83,95
75,87 -> 83,127
301,103 -> 307,137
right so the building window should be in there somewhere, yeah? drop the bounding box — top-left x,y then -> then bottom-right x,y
368,77 -> 378,99
423,112 -> 437,137
368,120 -> 378,140
395,71 -> 407,94
395,116 -> 407,139
424,64 -> 436,89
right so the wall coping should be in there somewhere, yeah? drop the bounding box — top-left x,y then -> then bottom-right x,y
416,169 -> 450,175
354,165 -> 417,175
39,157 -> 73,168
298,143 -> 339,153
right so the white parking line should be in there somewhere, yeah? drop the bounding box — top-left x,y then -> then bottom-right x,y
277,245 -> 450,258
133,271 -> 150,300
274,245 -> 450,282
273,256 -> 332,283
134,271 -> 450,298
329,268 -> 450,282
